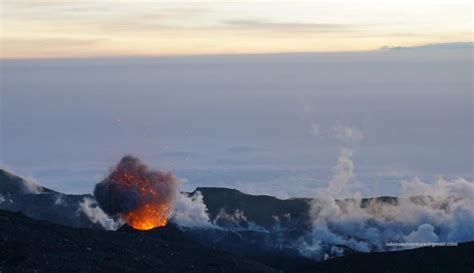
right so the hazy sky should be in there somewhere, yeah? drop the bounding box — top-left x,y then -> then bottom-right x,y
1,45 -> 472,197
0,0 -> 472,197
1,0 -> 472,58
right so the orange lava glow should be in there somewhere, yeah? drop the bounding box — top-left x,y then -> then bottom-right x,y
108,159 -> 176,230
123,204 -> 171,230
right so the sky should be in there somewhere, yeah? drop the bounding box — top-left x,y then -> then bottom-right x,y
1,0 -> 472,58
0,0 -> 472,198
1,44 -> 472,197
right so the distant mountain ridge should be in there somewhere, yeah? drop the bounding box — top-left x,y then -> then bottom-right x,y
382,41 -> 474,51
0,168 -> 401,230
0,169 -> 100,228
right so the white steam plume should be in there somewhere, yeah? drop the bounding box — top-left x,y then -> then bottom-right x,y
323,125 -> 363,197
333,124 -> 363,145
78,197 -> 120,230
323,148 -> 354,197
303,125 -> 474,260
305,176 -> 474,259
170,191 -> 213,228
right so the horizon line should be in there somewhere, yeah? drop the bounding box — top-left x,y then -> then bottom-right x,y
1,41 -> 472,62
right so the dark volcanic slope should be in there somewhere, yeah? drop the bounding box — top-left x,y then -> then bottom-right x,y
194,187 -> 312,229
0,169 -> 99,228
195,187 -> 399,230
0,169 -> 47,195
2,169 -> 474,273
2,209 -> 472,273
0,209 -> 278,273
309,241 -> 474,273
123,224 -> 474,273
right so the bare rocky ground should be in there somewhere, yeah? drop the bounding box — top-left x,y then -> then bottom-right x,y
1,209 -> 473,273
0,210 -> 278,273
1,169 -> 474,273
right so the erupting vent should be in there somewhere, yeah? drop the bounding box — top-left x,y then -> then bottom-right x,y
94,155 -> 178,230
123,204 -> 170,230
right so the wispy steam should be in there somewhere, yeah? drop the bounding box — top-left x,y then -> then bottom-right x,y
323,148 -> 354,197
213,209 -> 266,231
333,124 -> 363,145
405,223 -> 438,243
303,176 -> 474,259
319,124 -> 363,197
170,191 -> 212,228
78,197 -> 120,230
299,124 -> 474,259
310,122 -> 320,137
18,176 -> 43,194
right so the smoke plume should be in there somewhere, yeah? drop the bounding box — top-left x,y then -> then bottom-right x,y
304,177 -> 474,259
78,197 -> 120,230
94,155 -> 179,230
300,125 -> 474,260
169,191 -> 213,228
302,122 -> 474,260
323,148 -> 354,197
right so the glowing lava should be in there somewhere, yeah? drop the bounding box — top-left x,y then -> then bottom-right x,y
123,204 -> 171,230
108,167 -> 174,230
94,155 -> 178,231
